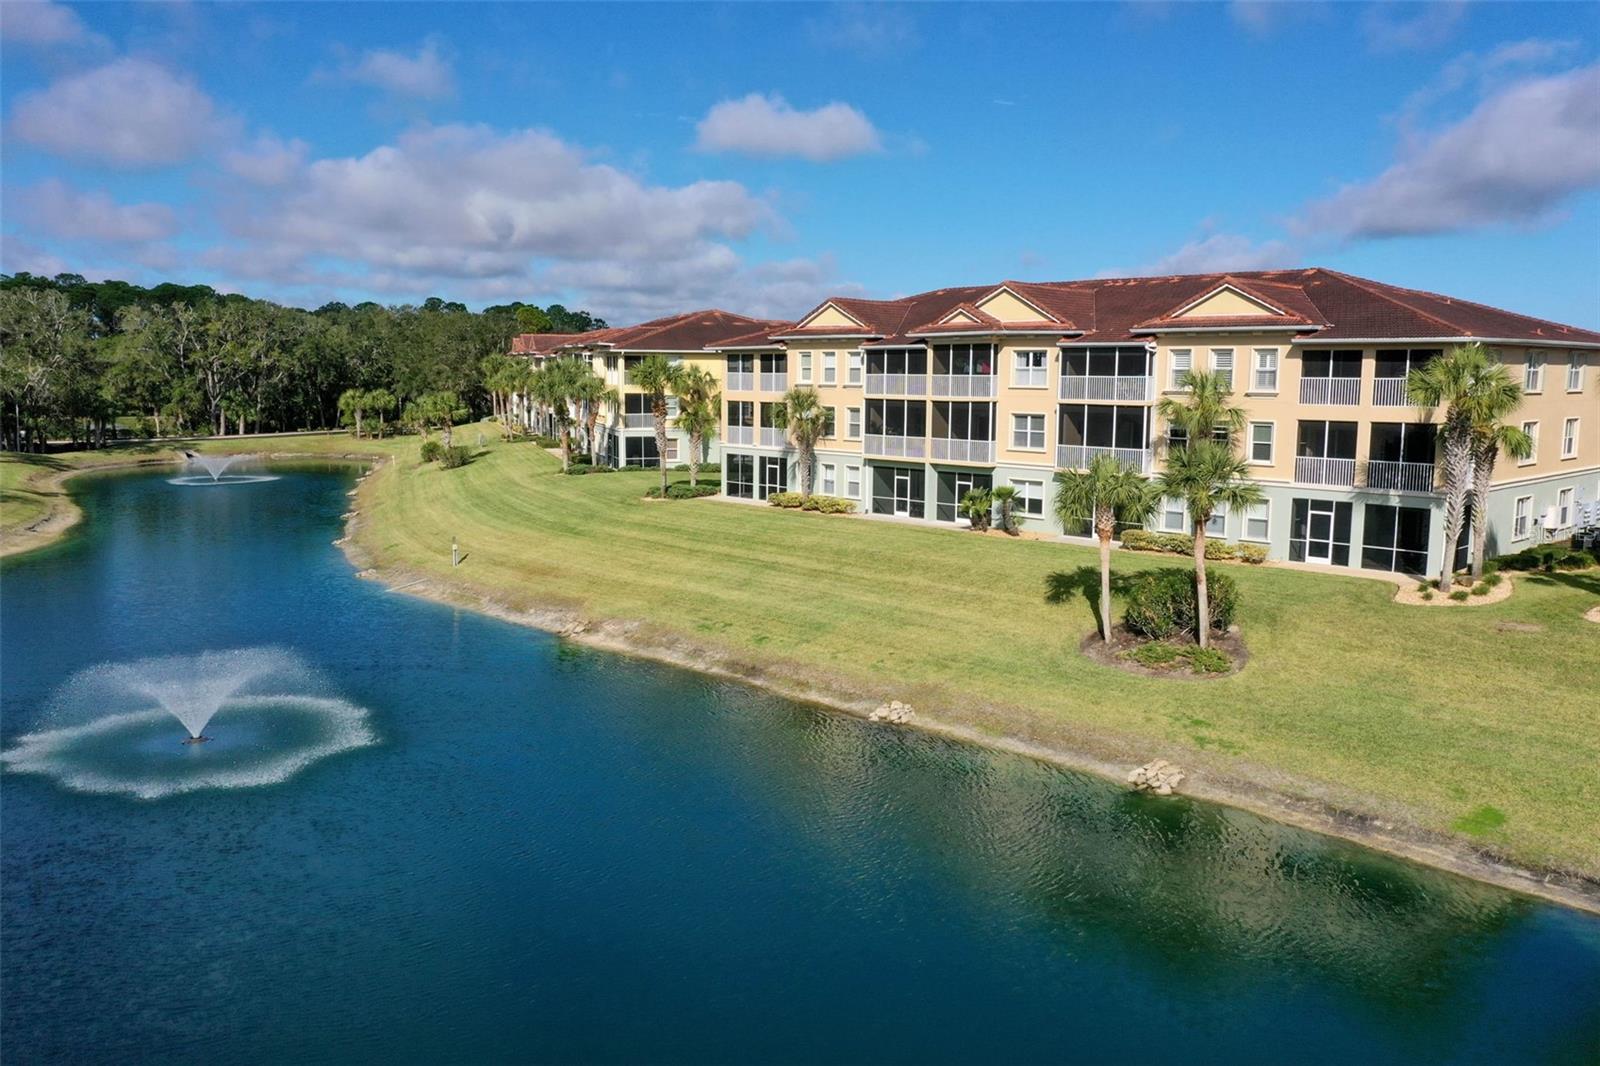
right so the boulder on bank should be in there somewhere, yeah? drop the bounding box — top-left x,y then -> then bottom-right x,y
1128,759 -> 1186,796
869,700 -> 915,725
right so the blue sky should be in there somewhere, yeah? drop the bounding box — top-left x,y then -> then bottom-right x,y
2,1 -> 1597,327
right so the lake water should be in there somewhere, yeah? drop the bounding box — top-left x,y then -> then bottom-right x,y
3,464 -> 1598,1063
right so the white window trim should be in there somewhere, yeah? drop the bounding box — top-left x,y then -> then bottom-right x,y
1248,421 -> 1275,465
1009,478 -> 1045,517
1011,412 -> 1047,452
846,350 -> 863,387
822,351 -> 837,385
1525,352 -> 1543,393
821,463 -> 836,495
1250,348 -> 1279,393
798,352 -> 813,384
1513,495 -> 1532,540
846,406 -> 862,441
1556,487 -> 1573,527
1012,349 -> 1049,389
1168,349 -> 1192,392
845,465 -> 861,498
1210,348 -> 1235,388
1567,355 -> 1585,392
1242,500 -> 1271,543
1520,420 -> 1538,465
1561,417 -> 1579,459
1160,496 -> 1188,533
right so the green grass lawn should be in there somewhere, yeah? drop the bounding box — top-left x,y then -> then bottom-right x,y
355,428 -> 1600,877
6,428 -> 1599,877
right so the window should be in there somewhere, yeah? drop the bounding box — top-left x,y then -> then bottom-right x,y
1525,352 -> 1543,392
799,352 -> 813,384
1161,497 -> 1186,532
726,454 -> 755,498
1558,487 -> 1573,527
823,352 -> 837,385
1244,502 -> 1270,542
821,463 -> 836,495
1521,420 -> 1538,464
1167,423 -> 1188,451
1252,348 -> 1279,391
1568,354 -> 1584,392
1011,479 -> 1044,517
822,407 -> 837,438
847,350 -> 863,385
1206,502 -> 1227,537
1563,417 -> 1579,459
1513,495 -> 1532,539
1211,348 -> 1235,389
664,438 -> 679,462
1249,422 -> 1274,464
1169,348 -> 1192,390
846,406 -> 862,439
1012,413 -> 1046,450
846,465 -> 861,499
1013,349 -> 1048,387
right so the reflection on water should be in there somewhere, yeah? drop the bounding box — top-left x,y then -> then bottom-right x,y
3,466 -> 1598,1064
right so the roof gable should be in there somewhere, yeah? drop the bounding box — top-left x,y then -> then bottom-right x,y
975,285 -> 1059,324
1172,282 -> 1286,319
796,301 -> 867,330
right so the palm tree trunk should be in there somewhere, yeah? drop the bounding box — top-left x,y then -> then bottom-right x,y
1438,431 -> 1471,592
689,429 -> 702,487
653,401 -> 668,494
799,442 -> 814,497
1097,518 -> 1113,643
559,428 -> 570,472
1470,446 -> 1495,580
1193,521 -> 1210,649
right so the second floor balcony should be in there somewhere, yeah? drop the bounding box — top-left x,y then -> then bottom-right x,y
725,425 -> 753,446
1058,374 -> 1153,402
1364,459 -> 1437,492
725,372 -> 755,392
1056,444 -> 1152,473
758,372 -> 788,392
931,374 -> 997,398
623,413 -> 655,429
1298,377 -> 1361,405
930,437 -> 994,463
1294,455 -> 1358,486
864,433 -> 926,459
759,427 -> 788,448
866,373 -> 928,396
1372,377 -> 1411,406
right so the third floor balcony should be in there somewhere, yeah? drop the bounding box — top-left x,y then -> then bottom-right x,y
1058,374 -> 1153,402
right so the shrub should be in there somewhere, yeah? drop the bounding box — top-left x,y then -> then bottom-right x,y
767,492 -> 804,509
438,445 -> 471,469
1416,581 -> 1431,592
1421,590 -> 1435,601
1180,646 -> 1232,674
1122,528 -> 1263,564
1204,539 -> 1238,561
564,463 -> 617,476
1123,567 -> 1240,640
1449,589 -> 1470,601
1494,544 -> 1599,572
814,495 -> 856,514
532,434 -> 561,447
645,483 -> 718,500
1483,572 -> 1503,588
1128,642 -> 1181,666
1235,543 -> 1268,564
419,440 -> 443,463
1470,583 -> 1491,597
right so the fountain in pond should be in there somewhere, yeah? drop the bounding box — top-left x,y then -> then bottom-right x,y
169,452 -> 279,486
0,647 -> 376,799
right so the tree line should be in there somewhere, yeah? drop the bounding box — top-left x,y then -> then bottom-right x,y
0,271 -> 605,451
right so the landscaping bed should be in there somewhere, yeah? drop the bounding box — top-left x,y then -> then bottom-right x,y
1080,626 -> 1249,679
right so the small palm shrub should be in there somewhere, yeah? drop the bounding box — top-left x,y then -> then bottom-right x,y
1129,642 -> 1181,666
438,445 -> 472,469
1449,589 -> 1470,601
1470,583 -> 1491,596
1123,567 -> 1240,640
1182,646 -> 1233,673
419,440 -> 443,463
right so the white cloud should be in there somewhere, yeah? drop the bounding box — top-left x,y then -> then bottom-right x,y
0,0 -> 108,50
1227,0 -> 1325,37
15,179 -> 178,243
1127,233 -> 1300,276
694,93 -> 882,162
805,4 -> 919,55
8,58 -> 233,167
223,134 -> 310,186
1363,1 -> 1467,53
1298,63 -> 1600,239
326,38 -> 454,99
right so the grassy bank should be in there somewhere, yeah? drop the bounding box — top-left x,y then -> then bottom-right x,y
350,428 -> 1600,881
6,429 -> 1599,886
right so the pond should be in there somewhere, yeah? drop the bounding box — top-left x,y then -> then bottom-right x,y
3,464 -> 1598,1063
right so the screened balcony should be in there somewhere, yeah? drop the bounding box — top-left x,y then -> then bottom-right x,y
1298,349 -> 1362,405
623,394 -> 675,430
929,402 -> 994,463
930,343 -> 997,398
725,400 -> 753,445
1295,420 -> 1358,486
866,347 -> 929,396
725,354 -> 755,393
1372,349 -> 1440,406
757,353 -> 788,393
864,398 -> 927,458
1057,403 -> 1151,472
1059,346 -> 1154,402
1365,422 -> 1438,492
758,401 -> 787,448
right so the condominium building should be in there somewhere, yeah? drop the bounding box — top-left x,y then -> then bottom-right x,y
511,268 -> 1599,577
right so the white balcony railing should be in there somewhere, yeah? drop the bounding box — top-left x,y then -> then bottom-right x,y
1295,455 -> 1358,486
930,438 -> 994,463
1299,378 -> 1360,405
864,433 -> 927,459
726,426 -> 753,445
758,373 -> 788,393
623,413 -> 654,429
726,372 -> 754,392
866,373 -> 928,396
1056,444 -> 1152,472
1372,377 -> 1410,406
931,374 -> 998,398
1058,375 -> 1154,402
1365,460 -> 1436,493
759,427 -> 788,448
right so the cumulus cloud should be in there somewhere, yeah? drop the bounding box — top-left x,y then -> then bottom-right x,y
1298,63 -> 1600,239
1363,1 -> 1467,53
324,38 -> 454,99
0,0 -> 108,50
8,58 -> 233,167
694,93 -> 882,162
15,179 -> 179,243
223,134 -> 310,186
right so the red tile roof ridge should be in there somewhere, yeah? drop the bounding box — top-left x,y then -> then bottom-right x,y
1319,267 -> 1599,340
1312,269 -> 1462,336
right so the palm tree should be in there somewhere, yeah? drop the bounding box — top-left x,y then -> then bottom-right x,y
533,361 -> 582,470
1054,455 -> 1162,642
367,388 -> 396,438
1469,404 -> 1532,581
628,354 -> 677,494
1408,342 -> 1513,591
772,386 -> 830,497
958,487 -> 994,532
338,387 -> 367,438
569,366 -> 617,461
1156,441 -> 1263,648
990,484 -> 1022,535
1156,368 -> 1246,451
672,366 -> 721,488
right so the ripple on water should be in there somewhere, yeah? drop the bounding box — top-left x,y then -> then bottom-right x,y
0,696 -> 377,799
165,475 -> 282,486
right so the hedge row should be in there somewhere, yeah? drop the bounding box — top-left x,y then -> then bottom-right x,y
1120,528 -> 1267,564
644,483 -> 719,500
767,492 -> 857,514
1493,543 -> 1599,572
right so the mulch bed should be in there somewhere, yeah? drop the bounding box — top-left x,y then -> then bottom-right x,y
1079,625 -> 1250,680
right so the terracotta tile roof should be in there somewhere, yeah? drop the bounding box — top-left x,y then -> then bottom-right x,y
509,331 -> 605,355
